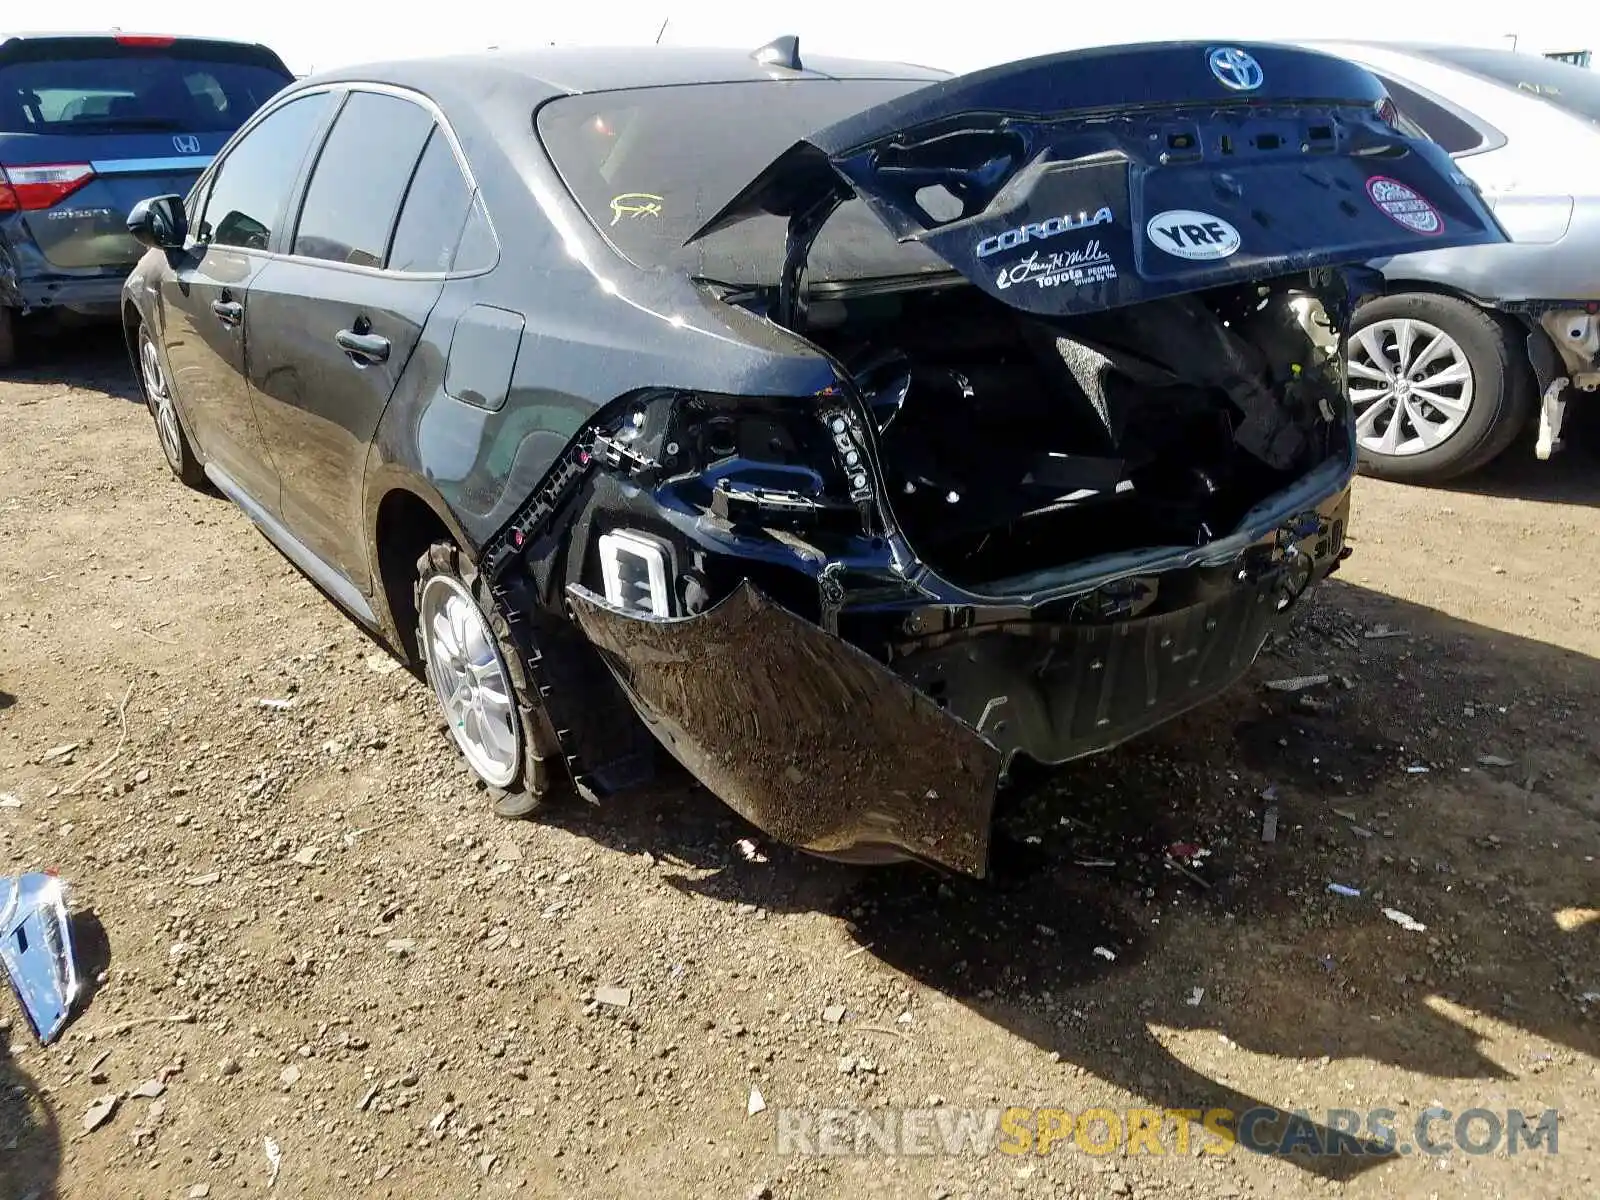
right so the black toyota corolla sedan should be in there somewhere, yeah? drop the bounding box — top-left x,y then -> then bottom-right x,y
122,39 -> 1505,875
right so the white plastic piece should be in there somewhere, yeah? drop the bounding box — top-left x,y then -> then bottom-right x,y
597,530 -> 671,617
1535,376 -> 1569,461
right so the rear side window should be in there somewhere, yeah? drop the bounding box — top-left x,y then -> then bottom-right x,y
0,52 -> 290,135
292,91 -> 434,268
200,92 -> 332,250
1419,46 -> 1600,126
1372,75 -> 1486,154
387,127 -> 476,273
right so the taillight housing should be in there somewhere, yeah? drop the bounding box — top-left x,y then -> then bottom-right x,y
0,163 -> 96,213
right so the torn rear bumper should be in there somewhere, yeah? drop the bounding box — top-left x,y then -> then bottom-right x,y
566,484 -> 1350,876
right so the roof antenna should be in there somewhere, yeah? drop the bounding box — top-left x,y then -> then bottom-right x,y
655,18 -> 669,45
752,35 -> 801,70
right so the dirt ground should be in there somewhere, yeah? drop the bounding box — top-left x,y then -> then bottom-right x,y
1,330 -> 1597,1200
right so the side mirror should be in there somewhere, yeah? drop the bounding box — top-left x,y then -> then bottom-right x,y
127,194 -> 188,251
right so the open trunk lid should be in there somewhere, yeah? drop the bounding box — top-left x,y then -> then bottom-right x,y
687,41 -> 1508,319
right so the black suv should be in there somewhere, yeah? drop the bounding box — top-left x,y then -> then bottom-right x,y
1,32 -> 292,365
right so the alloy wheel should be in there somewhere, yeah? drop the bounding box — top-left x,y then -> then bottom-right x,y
419,574 -> 522,789
140,333 -> 185,471
1347,318 -> 1474,457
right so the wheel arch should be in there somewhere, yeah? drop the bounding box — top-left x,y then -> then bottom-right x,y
365,467 -> 478,664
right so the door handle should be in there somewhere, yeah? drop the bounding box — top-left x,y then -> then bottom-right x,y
335,328 -> 391,365
211,298 -> 243,326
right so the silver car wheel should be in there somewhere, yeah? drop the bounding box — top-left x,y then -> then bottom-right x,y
140,332 -> 184,470
419,574 -> 521,789
1347,318 -> 1474,457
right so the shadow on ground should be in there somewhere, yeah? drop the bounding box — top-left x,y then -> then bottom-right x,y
2,324 -> 136,401
0,1027 -> 61,1200
1440,402 -> 1600,508
543,580 -> 1599,1182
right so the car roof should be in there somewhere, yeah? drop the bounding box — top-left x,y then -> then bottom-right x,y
302,44 -> 950,97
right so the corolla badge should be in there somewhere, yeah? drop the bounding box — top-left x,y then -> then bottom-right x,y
1208,47 -> 1264,92
172,134 -> 202,154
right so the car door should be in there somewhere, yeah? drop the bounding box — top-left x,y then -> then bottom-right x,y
158,90 -> 333,508
245,88 -> 450,590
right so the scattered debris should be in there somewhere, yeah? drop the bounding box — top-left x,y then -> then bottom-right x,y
494,840 -> 523,863
84,1011 -> 195,1038
1405,765 -> 1430,774
291,845 -> 320,866
821,1004 -> 846,1024
83,1093 -> 118,1133
364,653 -> 401,675
218,1057 -> 241,1078
1477,754 -> 1516,768
385,939 -> 416,957
1363,624 -> 1409,640
1264,673 -> 1329,693
43,743 -> 80,761
1092,946 -> 1117,962
1382,908 -> 1427,933
736,838 -> 769,863
264,1135 -> 283,1187
130,1078 -> 166,1099
477,1153 -> 497,1177
189,1185 -> 212,1199
358,1084 -> 381,1111
280,1065 -> 302,1087
1261,807 -> 1279,843
1555,908 -> 1598,933
1186,987 -> 1205,1007
185,872 -> 221,887
88,1050 -> 111,1083
594,985 -> 632,1009
257,697 -> 297,710
63,683 -> 134,795
747,1085 -> 767,1116
0,792 -> 20,808
1327,883 -> 1362,898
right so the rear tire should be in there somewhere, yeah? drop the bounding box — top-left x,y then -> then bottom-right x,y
414,542 -> 562,818
0,306 -> 17,370
1345,293 -> 1532,485
136,322 -> 206,488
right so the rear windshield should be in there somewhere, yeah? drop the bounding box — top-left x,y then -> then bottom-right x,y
0,50 -> 291,135
1418,46 -> 1600,125
536,79 -> 948,287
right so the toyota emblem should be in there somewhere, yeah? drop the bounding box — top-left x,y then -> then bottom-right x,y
172,134 -> 202,154
1208,47 -> 1265,92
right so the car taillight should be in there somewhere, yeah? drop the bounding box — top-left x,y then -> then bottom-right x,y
0,164 -> 96,212
114,34 -> 177,47
1374,95 -> 1401,130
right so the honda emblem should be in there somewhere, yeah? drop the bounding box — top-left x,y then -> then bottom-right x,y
172,134 -> 202,154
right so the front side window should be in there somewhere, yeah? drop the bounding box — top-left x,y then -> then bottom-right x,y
200,92 -> 333,250
291,90 -> 434,268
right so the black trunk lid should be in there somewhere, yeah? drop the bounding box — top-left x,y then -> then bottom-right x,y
688,41 -> 1507,318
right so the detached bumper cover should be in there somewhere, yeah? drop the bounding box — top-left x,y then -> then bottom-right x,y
565,484 -> 1349,876
570,581 -> 1002,875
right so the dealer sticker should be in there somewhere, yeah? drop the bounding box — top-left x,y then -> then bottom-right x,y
1366,176 -> 1444,235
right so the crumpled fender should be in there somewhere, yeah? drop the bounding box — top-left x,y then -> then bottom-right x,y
567,581 -> 1000,875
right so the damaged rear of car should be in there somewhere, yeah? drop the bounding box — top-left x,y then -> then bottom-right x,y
475,42 -> 1506,875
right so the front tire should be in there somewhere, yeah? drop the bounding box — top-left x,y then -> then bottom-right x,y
137,323 -> 206,487
1345,293 -> 1532,484
0,305 -> 17,370
414,542 -> 561,818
